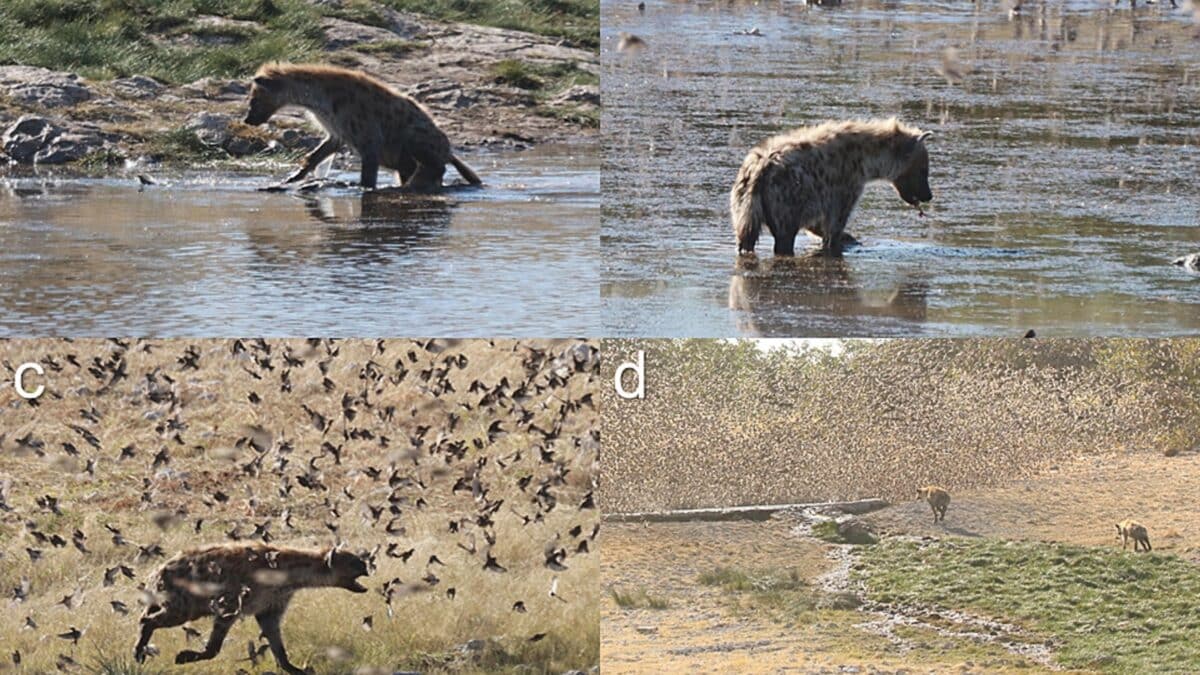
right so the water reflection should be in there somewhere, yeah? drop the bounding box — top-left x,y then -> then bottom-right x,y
0,144 -> 599,336
729,254 -> 929,336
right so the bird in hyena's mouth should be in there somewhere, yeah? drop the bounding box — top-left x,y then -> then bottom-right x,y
730,117 -> 934,256
134,542 -> 369,674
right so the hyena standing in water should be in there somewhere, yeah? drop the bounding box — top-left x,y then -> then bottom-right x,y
244,63 -> 482,191
916,486 -> 951,524
730,118 -> 933,256
134,543 -> 370,674
1116,520 -> 1152,552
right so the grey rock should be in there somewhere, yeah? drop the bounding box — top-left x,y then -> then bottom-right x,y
0,66 -> 93,107
222,133 -> 267,157
184,112 -> 234,146
2,116 -> 60,163
35,132 -> 97,164
321,17 -> 403,49
182,77 -> 249,101
111,75 -> 166,100
551,85 -> 600,107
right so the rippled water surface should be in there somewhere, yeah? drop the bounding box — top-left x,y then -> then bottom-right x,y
0,144 -> 598,336
602,0 -> 1200,336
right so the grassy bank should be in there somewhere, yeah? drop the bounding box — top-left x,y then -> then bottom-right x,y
0,0 -> 597,86
859,538 -> 1200,672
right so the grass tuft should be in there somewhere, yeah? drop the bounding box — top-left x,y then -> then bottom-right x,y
609,586 -> 670,610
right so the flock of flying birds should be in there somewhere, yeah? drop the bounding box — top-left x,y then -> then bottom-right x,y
0,338 -> 599,672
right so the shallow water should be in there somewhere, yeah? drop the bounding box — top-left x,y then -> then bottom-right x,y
0,143 -> 598,336
602,0 -> 1200,337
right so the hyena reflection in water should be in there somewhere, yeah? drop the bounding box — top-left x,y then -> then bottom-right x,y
134,543 -> 369,674
731,118 -> 934,256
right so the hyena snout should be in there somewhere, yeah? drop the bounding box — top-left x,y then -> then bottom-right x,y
894,168 -> 933,206
327,548 -> 370,593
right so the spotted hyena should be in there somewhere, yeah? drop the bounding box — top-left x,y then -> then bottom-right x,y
244,63 -> 482,191
1116,520 -> 1152,552
916,486 -> 950,523
134,543 -> 369,674
730,118 -> 933,256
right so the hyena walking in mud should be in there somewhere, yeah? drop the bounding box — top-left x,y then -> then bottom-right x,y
1116,520 -> 1152,552
730,118 -> 933,256
134,543 -> 370,674
917,486 -> 951,524
244,63 -> 482,191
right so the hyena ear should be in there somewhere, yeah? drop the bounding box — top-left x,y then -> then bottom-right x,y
252,75 -> 278,90
325,547 -> 336,568
916,131 -> 933,143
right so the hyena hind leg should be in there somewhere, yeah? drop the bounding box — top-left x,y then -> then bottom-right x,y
175,615 -> 235,664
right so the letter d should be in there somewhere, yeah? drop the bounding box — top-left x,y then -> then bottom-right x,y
614,350 -> 645,400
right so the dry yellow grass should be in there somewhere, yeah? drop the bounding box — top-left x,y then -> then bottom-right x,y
0,338 -> 599,674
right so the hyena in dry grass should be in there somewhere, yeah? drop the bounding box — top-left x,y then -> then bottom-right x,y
730,118 -> 933,256
244,63 -> 482,191
916,486 -> 950,523
1116,520 -> 1152,552
134,543 -> 369,674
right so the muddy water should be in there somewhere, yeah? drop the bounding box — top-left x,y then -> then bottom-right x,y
602,0 -> 1200,337
0,144 -> 598,336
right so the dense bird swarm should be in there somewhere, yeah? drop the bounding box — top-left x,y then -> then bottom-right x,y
602,338 -> 1200,513
0,338 -> 599,673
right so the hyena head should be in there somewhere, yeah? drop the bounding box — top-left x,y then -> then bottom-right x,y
891,130 -> 934,207
324,547 -> 370,593
244,68 -> 287,126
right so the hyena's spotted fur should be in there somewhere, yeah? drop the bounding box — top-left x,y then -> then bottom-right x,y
916,485 -> 950,524
244,63 -> 482,191
730,118 -> 933,256
134,543 -> 369,674
1116,519 -> 1152,552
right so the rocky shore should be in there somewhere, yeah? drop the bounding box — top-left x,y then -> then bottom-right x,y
0,9 -> 597,169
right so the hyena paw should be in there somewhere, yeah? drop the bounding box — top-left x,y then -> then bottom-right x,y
175,650 -> 203,664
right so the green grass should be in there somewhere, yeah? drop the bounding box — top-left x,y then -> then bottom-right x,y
858,538 -> 1200,672
0,0 -> 326,84
492,59 -> 595,92
0,0 -> 597,86
382,0 -> 597,49
609,586 -> 670,610
350,38 -> 430,56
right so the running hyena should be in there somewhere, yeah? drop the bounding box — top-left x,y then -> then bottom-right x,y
1116,520 -> 1152,552
916,486 -> 950,523
730,118 -> 933,256
134,543 -> 369,674
244,63 -> 482,191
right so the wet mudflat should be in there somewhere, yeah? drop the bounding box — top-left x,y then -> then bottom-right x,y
0,143 -> 598,336
602,0 -> 1200,336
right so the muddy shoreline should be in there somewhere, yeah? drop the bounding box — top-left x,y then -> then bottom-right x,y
0,10 -> 598,173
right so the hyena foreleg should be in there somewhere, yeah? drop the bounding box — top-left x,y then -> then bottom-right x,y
285,138 -> 342,184
135,607 -> 187,662
175,614 -> 235,664
257,609 -> 308,675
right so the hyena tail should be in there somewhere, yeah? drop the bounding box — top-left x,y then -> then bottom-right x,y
450,154 -> 483,186
730,147 -> 771,254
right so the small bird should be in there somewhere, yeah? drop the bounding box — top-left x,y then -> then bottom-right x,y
618,32 -> 647,53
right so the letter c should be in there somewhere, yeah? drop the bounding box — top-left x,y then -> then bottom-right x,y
15,362 -> 44,400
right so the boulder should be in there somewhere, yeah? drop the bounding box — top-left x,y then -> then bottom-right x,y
551,85 -> 600,107
0,66 -> 93,107
111,75 -> 166,100
0,115 -> 107,164
321,17 -> 404,50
